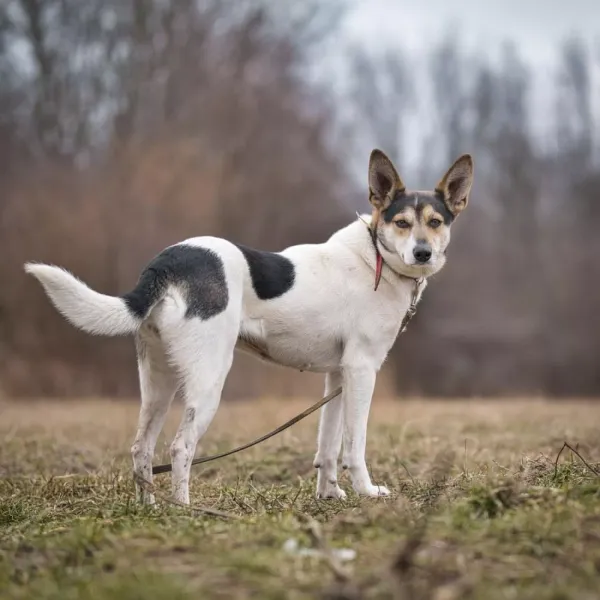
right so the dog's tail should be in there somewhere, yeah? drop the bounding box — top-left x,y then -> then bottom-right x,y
24,263 -> 144,336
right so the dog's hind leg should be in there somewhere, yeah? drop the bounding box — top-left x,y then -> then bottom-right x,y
163,311 -> 239,505
131,327 -> 179,505
313,371 -> 346,499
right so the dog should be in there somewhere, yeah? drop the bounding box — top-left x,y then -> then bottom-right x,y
24,149 -> 473,504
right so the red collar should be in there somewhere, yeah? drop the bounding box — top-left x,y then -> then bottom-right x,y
360,215 -> 425,333
375,247 -> 384,291
365,218 -> 421,293
368,223 -> 384,291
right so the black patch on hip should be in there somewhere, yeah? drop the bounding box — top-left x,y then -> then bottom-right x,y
123,245 -> 228,320
235,244 -> 295,300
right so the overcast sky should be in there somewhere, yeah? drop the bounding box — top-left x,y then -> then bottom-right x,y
344,0 -> 599,67
327,0 -> 600,181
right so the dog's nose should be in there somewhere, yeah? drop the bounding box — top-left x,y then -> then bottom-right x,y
413,244 -> 432,264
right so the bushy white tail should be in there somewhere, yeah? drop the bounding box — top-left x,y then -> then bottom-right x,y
24,263 -> 140,336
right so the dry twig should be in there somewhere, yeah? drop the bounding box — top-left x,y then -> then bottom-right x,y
553,442 -> 600,479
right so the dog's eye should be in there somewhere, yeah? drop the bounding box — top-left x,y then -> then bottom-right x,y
395,219 -> 411,229
429,218 -> 442,229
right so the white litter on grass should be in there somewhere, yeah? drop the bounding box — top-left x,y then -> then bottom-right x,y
282,538 -> 356,562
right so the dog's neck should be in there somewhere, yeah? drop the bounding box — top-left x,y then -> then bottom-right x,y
329,215 -> 423,288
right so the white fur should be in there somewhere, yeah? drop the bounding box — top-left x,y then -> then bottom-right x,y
25,216 -> 445,504
24,263 -> 140,335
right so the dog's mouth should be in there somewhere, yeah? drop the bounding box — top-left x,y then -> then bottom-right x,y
400,255 -> 444,277
375,231 -> 443,277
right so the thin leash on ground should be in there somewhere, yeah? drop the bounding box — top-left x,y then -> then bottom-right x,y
151,386 -> 343,475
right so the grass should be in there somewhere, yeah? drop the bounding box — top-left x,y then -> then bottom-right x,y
1,395 -> 600,599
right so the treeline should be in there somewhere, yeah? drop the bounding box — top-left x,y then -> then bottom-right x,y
0,0 -> 351,398
0,1 -> 598,397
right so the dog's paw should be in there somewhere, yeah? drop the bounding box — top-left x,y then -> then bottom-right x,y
316,482 -> 347,500
357,484 -> 390,498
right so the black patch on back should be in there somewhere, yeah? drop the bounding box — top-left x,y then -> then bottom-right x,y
383,191 -> 455,225
123,245 -> 228,320
234,244 -> 295,300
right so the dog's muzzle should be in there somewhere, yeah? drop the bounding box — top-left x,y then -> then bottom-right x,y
412,243 -> 432,264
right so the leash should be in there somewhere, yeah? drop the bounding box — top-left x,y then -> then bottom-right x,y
399,277 -> 423,334
151,215 -> 423,476
152,386 -> 342,475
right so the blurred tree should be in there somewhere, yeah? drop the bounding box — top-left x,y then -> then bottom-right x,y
429,35 -> 468,169
348,45 -> 413,168
544,37 -> 600,394
0,0 -> 352,397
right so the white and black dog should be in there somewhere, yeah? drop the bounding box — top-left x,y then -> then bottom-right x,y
25,149 -> 473,504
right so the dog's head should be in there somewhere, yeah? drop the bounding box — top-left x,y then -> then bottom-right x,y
368,149 -> 473,279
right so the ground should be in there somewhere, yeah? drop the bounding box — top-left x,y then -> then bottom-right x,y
1,396 -> 600,600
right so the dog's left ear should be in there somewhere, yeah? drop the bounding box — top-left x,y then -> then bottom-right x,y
368,149 -> 405,211
435,154 -> 474,216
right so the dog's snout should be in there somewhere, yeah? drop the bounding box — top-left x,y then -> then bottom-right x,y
413,243 -> 432,264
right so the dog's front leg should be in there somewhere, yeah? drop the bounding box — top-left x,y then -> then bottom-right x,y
341,362 -> 389,497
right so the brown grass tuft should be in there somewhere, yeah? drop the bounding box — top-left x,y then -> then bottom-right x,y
1,397 -> 600,599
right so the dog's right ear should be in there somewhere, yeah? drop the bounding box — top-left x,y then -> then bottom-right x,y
368,149 -> 405,210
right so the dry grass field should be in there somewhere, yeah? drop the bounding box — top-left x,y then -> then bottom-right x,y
1,396 -> 600,599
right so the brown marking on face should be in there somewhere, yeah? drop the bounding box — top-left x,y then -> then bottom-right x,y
413,203 -> 444,244
390,207 -> 416,235
421,203 -> 444,224
417,206 -> 449,251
